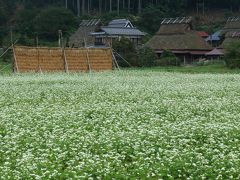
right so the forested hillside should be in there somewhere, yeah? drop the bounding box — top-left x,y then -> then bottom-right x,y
0,0 -> 240,46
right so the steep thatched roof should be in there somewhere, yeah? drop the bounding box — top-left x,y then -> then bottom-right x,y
220,17 -> 240,48
146,17 -> 211,51
221,37 -> 240,48
224,17 -> 240,29
69,19 -> 101,47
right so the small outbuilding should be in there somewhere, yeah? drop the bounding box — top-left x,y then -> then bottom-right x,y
205,48 -> 224,59
146,17 -> 212,64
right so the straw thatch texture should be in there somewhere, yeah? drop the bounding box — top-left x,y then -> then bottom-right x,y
14,47 -> 39,72
146,22 -> 211,51
146,31 -> 212,50
65,49 -> 89,72
38,48 -> 65,72
156,24 -> 190,35
224,21 -> 240,30
220,18 -> 240,48
14,46 -> 113,73
69,19 -> 101,47
87,49 -> 113,71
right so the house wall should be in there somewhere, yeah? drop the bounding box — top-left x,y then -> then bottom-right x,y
95,36 -> 142,47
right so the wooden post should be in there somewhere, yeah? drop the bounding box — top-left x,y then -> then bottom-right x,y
63,48 -> 69,73
12,46 -> 19,73
86,48 -> 92,73
112,51 -> 120,70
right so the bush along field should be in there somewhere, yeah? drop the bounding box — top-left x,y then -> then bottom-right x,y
1,71 -> 240,179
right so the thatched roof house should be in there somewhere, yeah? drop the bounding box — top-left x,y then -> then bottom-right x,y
146,17 -> 212,63
69,19 -> 101,47
221,17 -> 240,48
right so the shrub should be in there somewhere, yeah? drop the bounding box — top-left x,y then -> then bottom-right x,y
112,38 -> 138,67
156,50 -> 181,66
137,47 -> 157,67
225,42 -> 240,69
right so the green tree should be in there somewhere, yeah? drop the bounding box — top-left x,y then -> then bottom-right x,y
225,42 -> 240,68
113,38 -> 138,67
137,47 -> 157,67
16,9 -> 39,38
138,5 -> 167,34
157,50 -> 181,66
35,7 -> 77,39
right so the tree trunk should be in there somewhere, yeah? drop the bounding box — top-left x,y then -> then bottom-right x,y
87,0 -> 90,14
65,0 -> 68,8
82,0 -> 85,15
77,0 -> 80,16
138,0 -> 142,14
128,0 -> 130,12
109,0 -> 112,12
117,0 -> 120,15
99,0 -> 102,14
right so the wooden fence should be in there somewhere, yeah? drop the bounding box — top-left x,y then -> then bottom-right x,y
13,46 -> 113,73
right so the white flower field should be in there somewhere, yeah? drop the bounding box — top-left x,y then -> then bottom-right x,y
0,71 -> 240,179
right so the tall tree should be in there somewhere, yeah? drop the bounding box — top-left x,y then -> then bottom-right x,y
77,0 -> 80,16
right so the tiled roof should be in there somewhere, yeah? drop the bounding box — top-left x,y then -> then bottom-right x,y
100,27 -> 145,36
108,19 -> 133,28
205,31 -> 222,41
197,31 -> 209,37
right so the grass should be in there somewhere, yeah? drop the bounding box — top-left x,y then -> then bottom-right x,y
0,71 -> 240,179
133,64 -> 240,74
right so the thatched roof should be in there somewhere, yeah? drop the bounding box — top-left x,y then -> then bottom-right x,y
220,17 -> 240,48
224,17 -> 240,29
146,17 -> 211,51
221,37 -> 240,48
69,19 -> 101,47
205,48 -> 224,56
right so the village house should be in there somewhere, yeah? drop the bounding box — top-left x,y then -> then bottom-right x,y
220,17 -> 240,48
205,31 -> 222,47
90,19 -> 145,47
146,17 -> 212,64
69,19 -> 101,47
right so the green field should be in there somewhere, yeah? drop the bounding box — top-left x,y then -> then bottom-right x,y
1,71 -> 240,179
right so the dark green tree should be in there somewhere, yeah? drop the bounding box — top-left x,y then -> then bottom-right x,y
225,42 -> 240,68
35,7 -> 77,39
